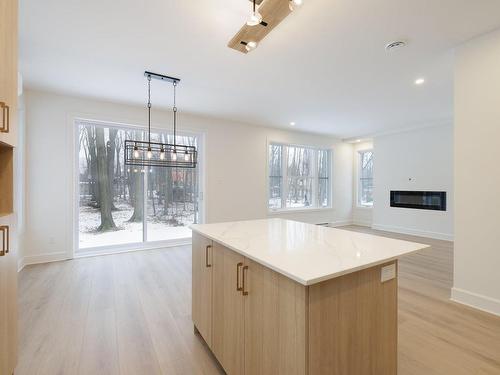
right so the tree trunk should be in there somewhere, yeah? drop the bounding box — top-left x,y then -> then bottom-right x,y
108,128 -> 118,210
128,169 -> 144,222
96,127 -> 117,231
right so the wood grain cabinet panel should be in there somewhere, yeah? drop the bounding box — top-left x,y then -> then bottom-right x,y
308,261 -> 398,375
212,242 -> 245,375
0,214 -> 16,375
243,258 -> 307,375
0,218 -> 7,375
0,0 -> 18,148
191,232 -> 213,347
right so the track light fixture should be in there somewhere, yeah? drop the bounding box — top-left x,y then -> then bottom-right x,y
246,0 -> 263,26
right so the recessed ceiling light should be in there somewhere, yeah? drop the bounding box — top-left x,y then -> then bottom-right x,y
290,122 -> 296,126
356,139 -> 361,143
385,40 -> 407,52
415,78 -> 425,85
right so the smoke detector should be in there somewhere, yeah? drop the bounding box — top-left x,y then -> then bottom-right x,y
385,41 -> 407,52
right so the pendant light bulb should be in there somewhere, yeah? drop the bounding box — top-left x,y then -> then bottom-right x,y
184,151 -> 190,162
133,145 -> 140,159
245,41 -> 258,52
147,147 -> 153,159
247,12 -> 262,26
247,0 -> 262,26
172,150 -> 177,162
289,0 -> 303,11
160,148 -> 165,160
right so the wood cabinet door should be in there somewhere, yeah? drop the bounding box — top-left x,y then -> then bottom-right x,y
5,214 -> 17,375
243,258 -> 308,375
0,214 -> 17,375
192,232 -> 213,346
0,217 -> 8,375
212,243 -> 244,375
0,0 -> 18,148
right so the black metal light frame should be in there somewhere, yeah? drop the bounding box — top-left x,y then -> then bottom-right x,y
125,140 -> 197,168
124,71 -> 198,169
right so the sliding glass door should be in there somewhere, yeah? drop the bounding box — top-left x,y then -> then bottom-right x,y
76,119 -> 202,252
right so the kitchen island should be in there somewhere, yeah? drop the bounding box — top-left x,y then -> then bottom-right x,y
191,218 -> 428,375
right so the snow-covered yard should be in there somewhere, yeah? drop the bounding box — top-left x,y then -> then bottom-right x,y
79,201 -> 193,249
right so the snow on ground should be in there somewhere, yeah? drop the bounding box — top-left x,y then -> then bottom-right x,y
79,202 -> 193,249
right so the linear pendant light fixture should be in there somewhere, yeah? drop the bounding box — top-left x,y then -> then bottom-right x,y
124,71 -> 198,169
228,0 -> 304,54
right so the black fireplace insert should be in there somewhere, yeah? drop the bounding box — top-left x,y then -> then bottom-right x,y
390,191 -> 446,211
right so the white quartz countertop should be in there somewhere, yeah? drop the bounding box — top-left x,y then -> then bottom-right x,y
191,218 -> 429,286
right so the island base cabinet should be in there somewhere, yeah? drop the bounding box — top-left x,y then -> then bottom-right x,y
192,234 -> 398,375
192,232 -> 214,347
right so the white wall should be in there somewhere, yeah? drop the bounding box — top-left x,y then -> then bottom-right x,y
372,125 -> 454,240
352,141 -> 373,226
23,90 -> 353,265
453,28 -> 500,316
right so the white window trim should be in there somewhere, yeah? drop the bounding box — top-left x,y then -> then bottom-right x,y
357,149 -> 373,208
267,141 -> 333,213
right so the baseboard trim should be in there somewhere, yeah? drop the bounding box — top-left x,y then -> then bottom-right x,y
18,251 -> 71,271
18,239 -> 193,271
327,220 -> 353,227
75,239 -> 192,259
352,220 -> 372,227
371,223 -> 453,241
451,287 -> 500,317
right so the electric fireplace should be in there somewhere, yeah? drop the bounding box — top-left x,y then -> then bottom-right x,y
390,191 -> 446,211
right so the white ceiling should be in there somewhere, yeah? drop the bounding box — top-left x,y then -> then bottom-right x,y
19,0 -> 500,138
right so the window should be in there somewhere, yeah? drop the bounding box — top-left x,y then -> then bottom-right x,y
268,143 -> 331,211
77,119 -> 201,251
358,150 -> 373,206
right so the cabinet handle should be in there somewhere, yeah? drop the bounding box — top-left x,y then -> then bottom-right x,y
236,262 -> 243,291
0,226 -> 8,256
205,245 -> 212,267
0,102 -> 9,133
242,265 -> 249,296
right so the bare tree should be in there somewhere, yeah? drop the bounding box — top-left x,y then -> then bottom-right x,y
95,127 -> 117,231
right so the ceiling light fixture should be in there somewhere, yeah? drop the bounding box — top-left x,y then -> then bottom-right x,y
241,40 -> 258,52
124,72 -> 197,169
290,122 -> 296,126
247,0 -> 263,26
289,0 -> 304,11
415,78 -> 425,85
228,0 -> 301,54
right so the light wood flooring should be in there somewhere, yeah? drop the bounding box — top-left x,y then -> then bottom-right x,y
17,226 -> 500,375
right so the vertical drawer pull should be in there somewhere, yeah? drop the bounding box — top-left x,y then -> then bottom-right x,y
205,245 -> 212,267
236,262 -> 243,291
0,102 -> 9,133
242,265 -> 249,296
0,226 -> 8,256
